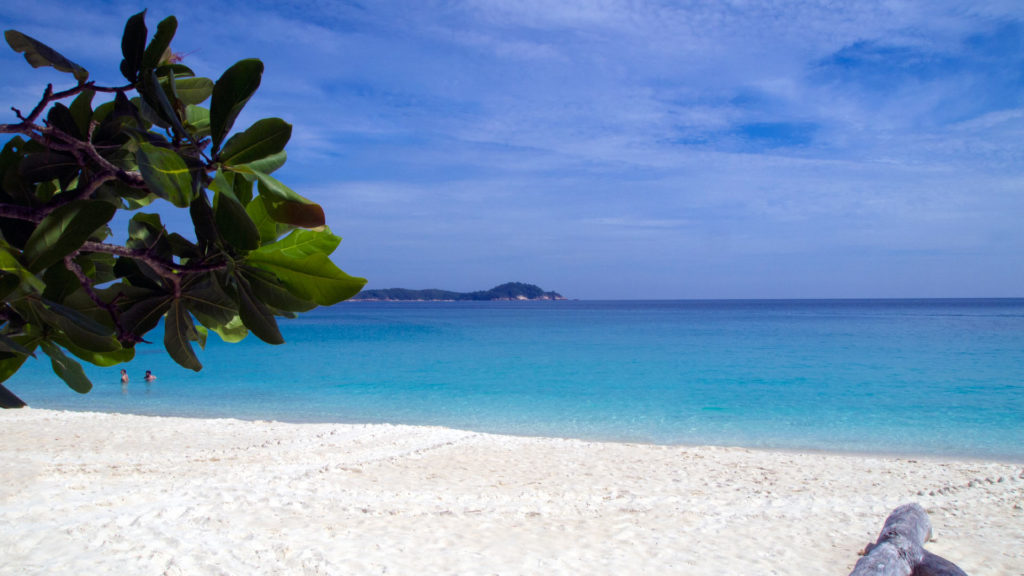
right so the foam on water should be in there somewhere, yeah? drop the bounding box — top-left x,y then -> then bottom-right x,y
8,299 -> 1024,459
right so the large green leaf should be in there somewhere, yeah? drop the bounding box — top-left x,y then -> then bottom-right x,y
47,103 -> 81,140
142,15 -> 176,70
247,250 -> 365,306
185,104 -> 211,139
135,142 -> 194,207
209,59 -> 264,153
229,166 -> 325,228
0,334 -> 34,357
172,77 -> 214,106
32,299 -> 121,353
165,300 -> 202,371
18,151 -> 79,184
234,274 -> 283,344
243,150 -> 287,175
211,176 -> 261,251
0,271 -> 20,301
22,200 -> 117,273
260,228 -> 341,259
4,29 -> 88,82
118,294 -> 172,338
56,336 -> 135,367
0,245 -> 44,293
181,277 -> 238,326
246,196 -> 281,245
219,118 -> 291,166
242,266 -> 316,313
69,89 -> 95,137
120,10 -> 147,82
141,68 -> 190,140
0,342 -> 36,382
39,341 -> 92,393
209,315 -> 248,343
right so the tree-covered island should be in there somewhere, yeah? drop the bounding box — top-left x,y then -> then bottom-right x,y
352,282 -> 564,301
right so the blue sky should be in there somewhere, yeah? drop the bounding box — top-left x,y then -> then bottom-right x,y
3,1 -> 1023,299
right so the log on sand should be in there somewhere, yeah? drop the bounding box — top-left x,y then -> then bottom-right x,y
850,503 -> 967,576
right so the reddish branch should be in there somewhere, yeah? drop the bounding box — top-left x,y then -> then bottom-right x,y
62,254 -> 141,344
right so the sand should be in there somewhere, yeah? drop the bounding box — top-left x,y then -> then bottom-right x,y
1,409 -> 1021,575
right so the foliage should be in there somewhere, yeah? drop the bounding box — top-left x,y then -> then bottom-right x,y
0,11 -> 365,394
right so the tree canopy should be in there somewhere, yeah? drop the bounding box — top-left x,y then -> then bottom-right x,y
0,11 -> 365,397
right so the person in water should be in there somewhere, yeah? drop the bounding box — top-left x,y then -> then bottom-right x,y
144,370 -> 156,382
120,369 -> 129,384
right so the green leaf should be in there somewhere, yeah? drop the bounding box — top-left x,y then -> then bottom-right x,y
19,151 -> 79,183
135,142 -> 194,207
242,265 -> 316,313
47,103 -> 81,140
189,195 -> 219,250
140,68 -> 190,140
39,341 -> 92,393
209,315 -> 248,343
172,77 -> 214,106
118,293 -> 171,337
0,271 -> 20,301
242,150 -> 287,175
0,245 -> 44,293
0,334 -> 34,358
69,89 -> 95,137
209,59 -> 264,153
165,299 -> 202,371
22,200 -> 117,273
181,278 -> 238,327
157,63 -> 195,78
234,274 -> 283,344
33,299 -> 121,353
120,10 -> 147,82
262,228 -> 341,259
57,337 -> 134,367
142,15 -> 176,70
211,173 -> 261,251
230,166 -> 325,228
184,104 -> 211,139
0,343 -> 35,382
126,212 -> 173,265
246,196 -> 281,245
4,29 -> 89,83
41,264 -> 81,302
247,250 -> 366,306
219,118 -> 291,166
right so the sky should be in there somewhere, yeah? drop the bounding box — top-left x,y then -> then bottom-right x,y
2,0 -> 1024,299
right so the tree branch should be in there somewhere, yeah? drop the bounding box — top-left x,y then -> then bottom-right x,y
62,254 -> 142,345
79,241 -> 229,275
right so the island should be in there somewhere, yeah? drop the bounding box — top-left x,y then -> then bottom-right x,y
351,282 -> 565,301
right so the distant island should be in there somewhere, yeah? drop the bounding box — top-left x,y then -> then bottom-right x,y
351,282 -> 565,301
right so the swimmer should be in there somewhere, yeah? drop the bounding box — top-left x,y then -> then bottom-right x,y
144,370 -> 156,382
120,369 -> 129,384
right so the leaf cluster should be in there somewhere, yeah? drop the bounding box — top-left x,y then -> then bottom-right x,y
0,12 -> 365,393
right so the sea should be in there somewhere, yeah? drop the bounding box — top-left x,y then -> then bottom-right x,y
6,299 -> 1024,461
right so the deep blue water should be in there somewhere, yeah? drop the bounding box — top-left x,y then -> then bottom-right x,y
7,299 -> 1024,460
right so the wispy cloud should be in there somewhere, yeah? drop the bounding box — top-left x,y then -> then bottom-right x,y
3,0 -> 1023,297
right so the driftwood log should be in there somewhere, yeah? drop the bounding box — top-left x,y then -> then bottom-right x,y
849,503 -> 967,576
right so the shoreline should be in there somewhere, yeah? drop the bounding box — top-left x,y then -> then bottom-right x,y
3,408 -> 1023,574
12,405 -> 1024,465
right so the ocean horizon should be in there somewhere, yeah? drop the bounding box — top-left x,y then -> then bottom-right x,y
7,298 -> 1024,461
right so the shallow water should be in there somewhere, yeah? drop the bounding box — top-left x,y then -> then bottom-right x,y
8,299 -> 1024,459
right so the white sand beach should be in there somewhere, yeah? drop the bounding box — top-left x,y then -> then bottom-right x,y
1,409 -> 1021,575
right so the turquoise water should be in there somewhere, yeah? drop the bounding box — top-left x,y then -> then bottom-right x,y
7,299 -> 1024,460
